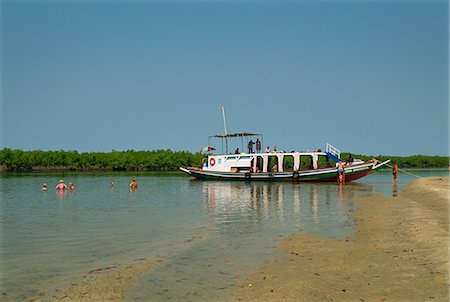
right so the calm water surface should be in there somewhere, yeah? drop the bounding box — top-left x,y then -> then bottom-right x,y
0,169 -> 447,301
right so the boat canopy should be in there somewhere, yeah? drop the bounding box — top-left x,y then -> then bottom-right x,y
208,132 -> 262,154
208,132 -> 261,139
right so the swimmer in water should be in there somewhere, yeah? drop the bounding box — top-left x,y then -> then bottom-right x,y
42,183 -> 48,191
129,178 -> 138,191
55,180 -> 68,191
69,182 -> 75,190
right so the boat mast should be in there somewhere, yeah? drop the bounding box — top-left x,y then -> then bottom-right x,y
221,106 -> 229,153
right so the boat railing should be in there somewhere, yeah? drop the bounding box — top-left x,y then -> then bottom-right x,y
326,143 -> 341,159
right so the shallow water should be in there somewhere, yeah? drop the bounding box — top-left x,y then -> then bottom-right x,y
0,169 -> 447,301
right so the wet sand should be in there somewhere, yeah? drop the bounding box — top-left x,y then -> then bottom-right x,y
235,177 -> 449,301
46,259 -> 164,302
40,236 -> 206,302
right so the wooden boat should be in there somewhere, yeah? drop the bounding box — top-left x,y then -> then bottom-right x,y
180,133 -> 389,182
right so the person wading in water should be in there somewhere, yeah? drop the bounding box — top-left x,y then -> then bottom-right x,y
129,178 -> 138,191
55,180 -> 68,191
337,161 -> 345,184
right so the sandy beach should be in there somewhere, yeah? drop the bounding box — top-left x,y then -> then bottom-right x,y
235,177 -> 449,301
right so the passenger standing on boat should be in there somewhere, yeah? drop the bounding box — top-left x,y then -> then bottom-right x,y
346,153 -> 354,164
337,162 -> 345,183
273,144 -> 277,152
265,146 -> 270,153
392,163 -> 398,181
255,139 -> 261,153
129,178 -> 138,191
235,148 -> 240,154
248,140 -> 255,153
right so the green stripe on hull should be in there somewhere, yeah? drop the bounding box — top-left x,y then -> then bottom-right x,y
185,163 -> 375,182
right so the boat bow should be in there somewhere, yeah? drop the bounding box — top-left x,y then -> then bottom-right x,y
372,159 -> 391,170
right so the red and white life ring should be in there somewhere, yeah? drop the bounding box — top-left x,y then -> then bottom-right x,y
209,158 -> 216,166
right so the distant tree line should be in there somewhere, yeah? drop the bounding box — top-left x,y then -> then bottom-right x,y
340,152 -> 449,169
0,148 -> 203,171
0,148 -> 448,171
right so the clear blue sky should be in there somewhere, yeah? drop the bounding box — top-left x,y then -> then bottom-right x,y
1,0 -> 448,156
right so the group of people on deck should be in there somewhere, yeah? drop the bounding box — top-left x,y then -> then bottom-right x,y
234,140 -> 279,155
246,139 -> 262,153
42,178 -> 139,192
235,142 -> 277,155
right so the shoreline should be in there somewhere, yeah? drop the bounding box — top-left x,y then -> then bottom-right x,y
235,176 -> 449,301
0,164 -> 181,173
1,165 -> 448,173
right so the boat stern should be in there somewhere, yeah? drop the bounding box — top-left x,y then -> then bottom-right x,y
179,167 -> 192,175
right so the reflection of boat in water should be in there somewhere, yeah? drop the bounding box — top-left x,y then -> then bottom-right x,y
201,181 -> 375,229
180,133 -> 389,182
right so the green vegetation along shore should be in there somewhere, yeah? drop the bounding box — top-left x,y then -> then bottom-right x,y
340,152 -> 449,169
0,148 -> 448,172
0,148 -> 203,172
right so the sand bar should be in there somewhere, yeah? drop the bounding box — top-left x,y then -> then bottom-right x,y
37,235 -> 206,302
42,258 -> 164,302
235,177 -> 449,301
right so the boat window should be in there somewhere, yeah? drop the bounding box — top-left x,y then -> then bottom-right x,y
300,156 -> 314,170
283,155 -> 294,171
224,155 -> 252,162
318,155 -> 334,169
268,156 -> 278,172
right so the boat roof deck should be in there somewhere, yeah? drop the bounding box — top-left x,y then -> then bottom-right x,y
212,151 -> 328,157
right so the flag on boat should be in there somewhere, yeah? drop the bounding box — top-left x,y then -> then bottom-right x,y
200,146 -> 216,154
